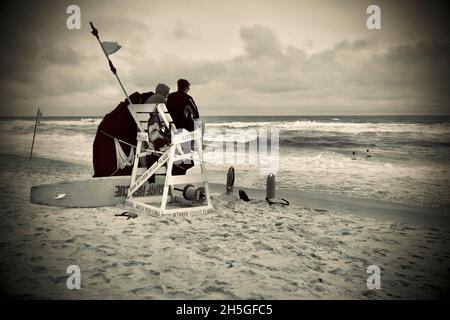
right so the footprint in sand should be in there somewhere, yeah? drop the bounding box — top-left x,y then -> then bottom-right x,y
204,261 -> 215,267
313,283 -> 326,293
400,264 -> 412,270
328,267 -> 345,275
130,285 -> 164,296
91,272 -> 111,283
252,240 -> 273,251
310,252 -> 322,260
31,265 -> 47,274
281,281 -> 299,293
47,275 -> 67,284
362,290 -> 377,298
30,256 -> 43,262
123,261 -> 138,267
241,269 -> 257,276
63,237 -> 78,244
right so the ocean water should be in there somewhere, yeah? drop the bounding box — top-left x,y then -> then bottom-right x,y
0,115 -> 449,207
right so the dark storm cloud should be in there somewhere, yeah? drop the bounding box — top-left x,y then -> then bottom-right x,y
217,25 -> 449,114
41,45 -> 86,65
334,39 -> 372,51
128,55 -> 226,88
126,22 -> 449,111
0,0 -> 448,115
171,22 -> 189,40
239,25 -> 283,59
0,1 -> 74,103
0,0 -> 134,113
382,0 -> 449,40
92,15 -> 151,41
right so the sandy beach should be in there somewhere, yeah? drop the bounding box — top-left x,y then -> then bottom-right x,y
1,0 -> 449,304
0,153 -> 449,299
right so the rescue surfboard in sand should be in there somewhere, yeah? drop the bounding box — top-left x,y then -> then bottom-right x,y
30,176 -> 165,208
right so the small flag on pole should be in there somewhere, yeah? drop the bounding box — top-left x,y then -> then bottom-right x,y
30,108 -> 42,159
37,109 -> 43,126
90,22 -> 135,112
101,41 -> 121,55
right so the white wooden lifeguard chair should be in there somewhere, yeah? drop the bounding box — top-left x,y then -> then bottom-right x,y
125,103 -> 212,217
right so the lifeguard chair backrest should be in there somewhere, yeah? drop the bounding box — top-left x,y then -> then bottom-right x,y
128,103 -> 175,133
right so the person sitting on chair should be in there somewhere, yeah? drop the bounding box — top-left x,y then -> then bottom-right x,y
145,83 -> 170,104
166,79 -> 200,175
166,79 -> 199,131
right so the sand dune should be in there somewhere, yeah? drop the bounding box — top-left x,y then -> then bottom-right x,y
0,153 -> 449,299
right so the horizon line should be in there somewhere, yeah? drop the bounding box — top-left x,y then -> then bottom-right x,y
1,114 -> 450,118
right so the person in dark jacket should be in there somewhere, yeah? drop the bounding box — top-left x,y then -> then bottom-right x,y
166,79 -> 200,175
166,79 -> 199,131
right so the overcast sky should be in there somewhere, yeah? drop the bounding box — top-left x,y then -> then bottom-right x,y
0,0 -> 448,116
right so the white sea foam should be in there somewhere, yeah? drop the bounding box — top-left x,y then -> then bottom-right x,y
81,118 -> 100,123
206,120 -> 450,135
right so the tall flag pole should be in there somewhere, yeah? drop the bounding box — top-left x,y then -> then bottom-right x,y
89,23 -> 134,109
30,108 -> 42,159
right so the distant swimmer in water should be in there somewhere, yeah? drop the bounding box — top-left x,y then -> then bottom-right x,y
366,149 -> 372,157
351,151 -> 357,160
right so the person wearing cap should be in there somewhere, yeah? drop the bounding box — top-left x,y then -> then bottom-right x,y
166,79 -> 199,131
145,83 -> 170,104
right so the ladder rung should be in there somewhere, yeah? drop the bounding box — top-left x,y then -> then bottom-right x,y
167,174 -> 207,185
137,150 -> 161,158
173,153 -> 194,162
137,113 -> 151,122
131,104 -> 158,113
136,167 -> 167,175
